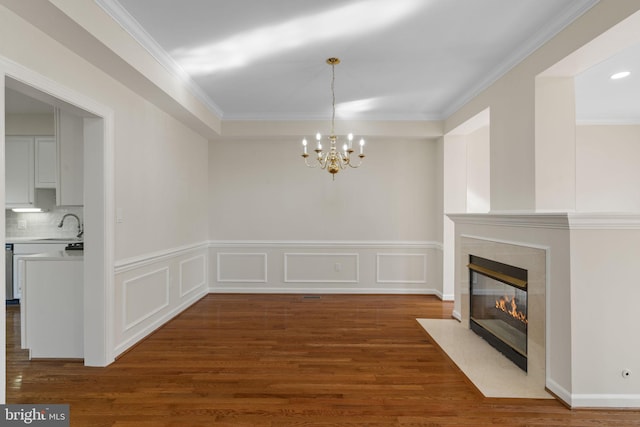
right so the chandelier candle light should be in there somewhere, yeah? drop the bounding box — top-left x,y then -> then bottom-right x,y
301,57 -> 365,179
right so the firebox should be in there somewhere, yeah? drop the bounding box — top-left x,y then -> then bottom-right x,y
468,255 -> 528,371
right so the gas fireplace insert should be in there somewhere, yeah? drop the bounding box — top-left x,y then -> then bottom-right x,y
468,255 -> 528,371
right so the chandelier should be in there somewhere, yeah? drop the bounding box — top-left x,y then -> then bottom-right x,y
301,57 -> 365,179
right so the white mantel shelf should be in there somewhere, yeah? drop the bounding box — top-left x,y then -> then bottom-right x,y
447,212 -> 640,229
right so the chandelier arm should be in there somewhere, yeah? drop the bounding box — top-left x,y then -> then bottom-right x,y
336,152 -> 350,169
318,152 -> 330,169
346,155 -> 366,168
302,157 -> 319,168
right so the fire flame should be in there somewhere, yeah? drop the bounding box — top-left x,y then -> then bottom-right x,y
495,295 -> 528,324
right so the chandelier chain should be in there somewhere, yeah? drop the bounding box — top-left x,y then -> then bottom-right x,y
330,61 -> 336,136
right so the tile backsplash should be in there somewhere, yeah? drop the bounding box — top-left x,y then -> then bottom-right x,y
6,189 -> 84,239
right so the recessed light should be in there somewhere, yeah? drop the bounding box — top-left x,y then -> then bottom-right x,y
610,71 -> 631,80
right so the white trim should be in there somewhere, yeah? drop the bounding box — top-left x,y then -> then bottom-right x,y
210,240 -> 440,249
459,233 -> 552,253
284,252 -> 359,283
376,253 -> 427,284
115,241 -> 209,273
122,267 -> 170,332
209,286 -> 440,295
447,213 -> 570,229
1,55 -> 116,367
179,254 -> 207,298
441,0 -> 598,119
216,252 -> 268,283
449,212 -> 640,230
570,393 -> 640,409
114,287 -> 207,357
566,213 -> 640,229
94,0 -> 224,118
577,118 -> 640,125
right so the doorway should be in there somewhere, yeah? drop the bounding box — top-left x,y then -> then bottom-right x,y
2,67 -> 114,402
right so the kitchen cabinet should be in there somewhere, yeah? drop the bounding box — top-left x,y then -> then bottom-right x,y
13,242 -> 70,301
5,136 -> 57,207
10,240 -> 79,349
5,136 -> 35,208
35,137 -> 57,188
22,251 -> 84,359
56,109 -> 84,206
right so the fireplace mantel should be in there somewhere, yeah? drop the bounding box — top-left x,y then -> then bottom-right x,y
445,210 -> 640,409
447,212 -> 640,229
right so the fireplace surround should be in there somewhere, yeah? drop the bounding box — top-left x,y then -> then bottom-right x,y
457,235 -> 546,391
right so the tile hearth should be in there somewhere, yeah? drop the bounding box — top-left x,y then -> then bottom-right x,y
418,318 -> 551,399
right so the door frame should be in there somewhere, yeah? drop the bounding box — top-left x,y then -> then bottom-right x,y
1,57 -> 115,401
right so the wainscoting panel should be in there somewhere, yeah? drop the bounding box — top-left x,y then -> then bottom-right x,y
123,268 -> 169,331
209,241 -> 443,295
285,253 -> 358,283
180,254 -> 207,297
114,243 -> 209,357
377,253 -> 427,283
217,253 -> 267,283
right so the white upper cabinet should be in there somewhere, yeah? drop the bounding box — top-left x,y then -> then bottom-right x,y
5,136 -> 35,208
56,109 -> 84,206
35,136 -> 57,188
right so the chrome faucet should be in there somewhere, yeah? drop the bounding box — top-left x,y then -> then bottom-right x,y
58,213 -> 84,239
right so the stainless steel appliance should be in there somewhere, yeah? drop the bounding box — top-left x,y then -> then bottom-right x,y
5,243 -> 14,300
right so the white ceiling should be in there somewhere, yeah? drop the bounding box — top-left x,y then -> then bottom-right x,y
5,1 -> 638,124
97,0 -> 617,122
575,42 -> 640,124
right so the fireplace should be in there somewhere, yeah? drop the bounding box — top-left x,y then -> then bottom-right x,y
468,255 -> 528,371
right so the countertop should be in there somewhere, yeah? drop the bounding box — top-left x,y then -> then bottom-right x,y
21,250 -> 84,261
7,237 -> 82,244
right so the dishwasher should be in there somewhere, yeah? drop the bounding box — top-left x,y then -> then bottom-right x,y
5,243 -> 14,301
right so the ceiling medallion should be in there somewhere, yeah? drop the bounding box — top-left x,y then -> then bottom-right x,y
301,57 -> 365,179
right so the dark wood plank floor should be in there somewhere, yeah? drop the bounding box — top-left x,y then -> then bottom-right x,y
6,294 -> 640,426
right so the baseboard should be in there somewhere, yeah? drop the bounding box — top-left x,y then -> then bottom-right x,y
546,378 -> 573,407
113,288 -> 207,357
209,286 -> 441,295
570,393 -> 640,409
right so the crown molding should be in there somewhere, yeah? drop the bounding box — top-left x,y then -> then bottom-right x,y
95,0 -> 225,118
442,0 -> 599,119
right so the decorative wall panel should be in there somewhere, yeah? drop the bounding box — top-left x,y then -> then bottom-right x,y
217,253 -> 267,282
123,268 -> 169,331
376,253 -> 427,283
180,254 -> 206,297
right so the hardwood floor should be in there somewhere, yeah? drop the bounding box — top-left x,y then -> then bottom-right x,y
6,294 -> 640,426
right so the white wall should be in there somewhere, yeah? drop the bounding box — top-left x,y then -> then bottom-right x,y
446,2 -> 640,212
444,1 -> 640,409
465,126 -> 490,213
535,77 -> 577,211
0,4 -> 210,366
569,227 -> 640,407
209,137 -> 438,241
576,125 -> 640,212
208,137 -> 443,294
